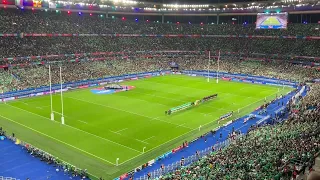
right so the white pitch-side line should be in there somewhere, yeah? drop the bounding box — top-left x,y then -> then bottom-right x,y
66,96 -> 193,130
205,90 -> 279,117
117,89 -> 289,166
115,128 -> 128,133
142,136 -> 155,142
118,115 -> 220,166
5,104 -> 141,153
77,120 -> 88,124
135,139 -> 149,144
142,80 -> 257,99
115,94 -> 169,108
110,130 -> 121,135
53,111 -> 88,124
53,110 -> 62,115
21,102 -> 29,105
0,114 -> 116,165
240,90 -> 280,111
129,90 -> 231,112
176,123 -> 186,128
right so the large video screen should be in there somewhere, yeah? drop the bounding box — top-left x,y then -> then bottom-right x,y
256,12 -> 288,29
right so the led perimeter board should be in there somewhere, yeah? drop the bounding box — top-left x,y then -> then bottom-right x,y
256,12 -> 288,29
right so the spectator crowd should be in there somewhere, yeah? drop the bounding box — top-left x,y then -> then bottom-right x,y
158,83 -> 320,180
0,56 -> 319,93
0,8 -> 319,180
0,9 -> 319,36
0,37 -> 319,58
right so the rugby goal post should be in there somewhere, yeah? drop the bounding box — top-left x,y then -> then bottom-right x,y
216,50 -> 220,84
207,51 -> 210,82
49,65 -> 54,121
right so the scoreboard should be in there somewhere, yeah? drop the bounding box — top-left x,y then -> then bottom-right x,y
256,12 -> 288,29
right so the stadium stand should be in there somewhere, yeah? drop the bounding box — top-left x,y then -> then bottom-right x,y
1,57 -> 319,93
133,84 -> 318,180
0,9 -> 319,35
0,5 -> 319,180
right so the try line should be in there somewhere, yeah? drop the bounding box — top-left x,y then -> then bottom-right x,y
0,114 -> 117,165
5,103 -> 142,154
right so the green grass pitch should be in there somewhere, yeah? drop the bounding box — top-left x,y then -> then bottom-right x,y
261,16 -> 282,26
0,75 -> 293,179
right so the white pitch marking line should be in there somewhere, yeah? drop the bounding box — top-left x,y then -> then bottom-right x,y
5,104 -> 141,153
66,96 -> 193,130
142,136 -> 155,142
53,110 -> 63,115
117,89 -> 290,166
77,120 -> 88,124
110,130 -> 121,135
36,107 -> 43,109
0,114 -> 116,165
53,111 -> 88,124
21,102 -> 29,105
135,139 -> 149,144
176,123 -> 186,128
115,128 -> 128,134
130,90 -> 229,112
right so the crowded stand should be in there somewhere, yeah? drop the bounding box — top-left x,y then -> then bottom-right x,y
1,56 -> 320,92
159,84 -> 320,180
0,58 -> 319,93
0,9 -> 319,36
0,5 -> 319,180
0,37 -> 320,58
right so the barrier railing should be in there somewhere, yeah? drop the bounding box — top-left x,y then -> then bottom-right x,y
136,134 -> 242,180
